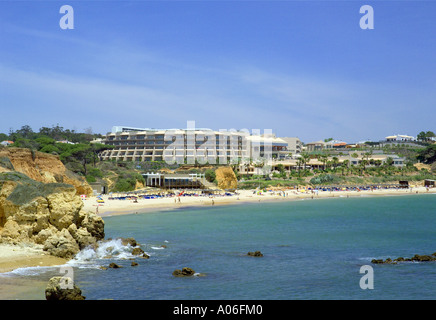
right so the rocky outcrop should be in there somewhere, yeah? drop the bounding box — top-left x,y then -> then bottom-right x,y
45,276 -> 86,300
247,251 -> 263,257
371,253 -> 436,264
0,172 -> 104,259
172,267 -> 196,277
108,262 -> 122,269
215,166 -> 238,190
0,147 -> 92,196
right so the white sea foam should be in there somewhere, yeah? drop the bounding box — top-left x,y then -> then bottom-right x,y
69,238 -> 141,268
0,262 -> 71,278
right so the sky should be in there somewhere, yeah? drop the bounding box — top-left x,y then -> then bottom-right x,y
0,0 -> 435,143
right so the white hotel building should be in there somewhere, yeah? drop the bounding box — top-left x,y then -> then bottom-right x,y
97,126 -> 289,164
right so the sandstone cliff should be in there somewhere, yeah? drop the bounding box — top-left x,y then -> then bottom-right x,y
0,147 -> 93,196
0,172 -> 104,259
215,166 -> 238,190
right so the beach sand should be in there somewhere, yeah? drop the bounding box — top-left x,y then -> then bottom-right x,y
0,243 -> 67,274
82,186 -> 436,217
0,243 -> 68,300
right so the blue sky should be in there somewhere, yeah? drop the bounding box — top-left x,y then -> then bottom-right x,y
0,1 -> 435,143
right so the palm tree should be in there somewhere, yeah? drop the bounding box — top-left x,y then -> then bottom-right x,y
360,159 -> 369,175
317,154 -> 328,172
331,156 -> 339,172
341,159 -> 350,176
296,157 -> 304,176
300,153 -> 311,171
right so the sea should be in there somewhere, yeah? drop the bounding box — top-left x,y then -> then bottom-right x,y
1,193 -> 436,301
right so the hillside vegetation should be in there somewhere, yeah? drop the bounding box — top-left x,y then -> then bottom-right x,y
2,125 -> 436,192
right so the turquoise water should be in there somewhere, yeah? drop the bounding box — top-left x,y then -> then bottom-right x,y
3,194 -> 436,300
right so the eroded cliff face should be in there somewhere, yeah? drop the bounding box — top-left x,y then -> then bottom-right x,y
0,172 -> 104,259
0,147 -> 93,196
215,166 -> 238,190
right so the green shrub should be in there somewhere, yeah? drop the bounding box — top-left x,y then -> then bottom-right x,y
114,177 -> 136,192
310,174 -> 342,185
86,175 -> 96,183
87,168 -> 104,178
204,169 -> 216,182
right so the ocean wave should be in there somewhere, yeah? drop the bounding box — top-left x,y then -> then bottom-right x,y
1,265 -> 62,277
69,238 -> 144,267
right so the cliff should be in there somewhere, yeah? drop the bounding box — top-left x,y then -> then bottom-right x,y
215,166 -> 238,190
0,172 -> 104,259
0,147 -> 93,196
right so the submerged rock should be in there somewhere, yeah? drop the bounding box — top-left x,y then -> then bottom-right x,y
247,251 -> 263,257
172,267 -> 196,277
372,253 -> 436,264
131,247 -> 145,256
412,254 -> 435,262
108,262 -> 122,269
45,276 -> 86,300
121,237 -> 137,247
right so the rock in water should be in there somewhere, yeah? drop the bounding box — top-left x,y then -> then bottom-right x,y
172,267 -> 196,277
121,237 -> 137,247
108,262 -> 122,269
247,251 -> 263,257
371,253 -> 436,264
131,247 -> 145,256
45,276 -> 86,300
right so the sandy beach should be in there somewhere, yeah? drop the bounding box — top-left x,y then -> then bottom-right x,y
0,243 -> 68,274
82,186 -> 436,217
0,243 -> 68,299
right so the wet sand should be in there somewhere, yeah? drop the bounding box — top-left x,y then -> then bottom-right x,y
0,243 -> 67,274
0,244 -> 68,300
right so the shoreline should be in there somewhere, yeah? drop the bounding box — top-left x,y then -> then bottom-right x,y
1,186 -> 434,275
0,185 -> 434,300
0,243 -> 68,274
83,186 -> 436,218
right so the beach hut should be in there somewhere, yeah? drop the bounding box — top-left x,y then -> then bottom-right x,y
399,181 -> 409,189
424,179 -> 435,188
